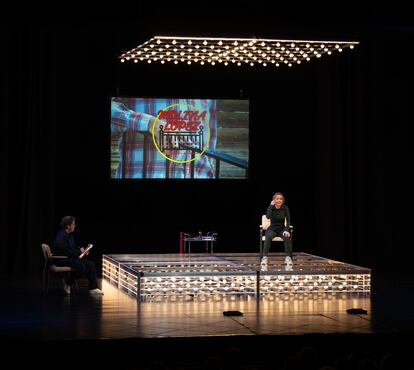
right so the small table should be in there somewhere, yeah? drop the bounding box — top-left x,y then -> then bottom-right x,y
184,235 -> 217,254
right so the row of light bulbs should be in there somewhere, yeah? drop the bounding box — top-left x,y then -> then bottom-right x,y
138,277 -> 368,294
138,274 -> 368,283
103,277 -> 369,298
119,36 -> 359,67
103,264 -> 369,283
139,284 -> 367,295
103,273 -> 369,286
105,267 -> 369,278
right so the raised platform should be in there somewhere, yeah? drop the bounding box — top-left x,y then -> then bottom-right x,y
102,252 -> 371,301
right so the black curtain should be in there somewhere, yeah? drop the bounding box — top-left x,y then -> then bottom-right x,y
314,25 -> 414,271
2,14 -> 413,282
1,18 -> 57,279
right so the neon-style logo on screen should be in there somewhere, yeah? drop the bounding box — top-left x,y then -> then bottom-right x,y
151,103 -> 211,163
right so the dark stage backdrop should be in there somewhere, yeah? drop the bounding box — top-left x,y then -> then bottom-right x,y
1,12 -> 413,281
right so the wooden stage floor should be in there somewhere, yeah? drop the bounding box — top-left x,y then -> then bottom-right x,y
0,254 -> 413,369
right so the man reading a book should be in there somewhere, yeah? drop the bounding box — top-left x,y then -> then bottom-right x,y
53,215 -> 103,295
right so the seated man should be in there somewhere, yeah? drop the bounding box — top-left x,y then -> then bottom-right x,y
53,215 -> 103,295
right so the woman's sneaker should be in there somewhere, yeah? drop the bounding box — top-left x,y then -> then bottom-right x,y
285,256 -> 293,265
260,256 -> 268,271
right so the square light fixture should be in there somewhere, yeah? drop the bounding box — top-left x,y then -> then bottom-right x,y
119,35 -> 359,67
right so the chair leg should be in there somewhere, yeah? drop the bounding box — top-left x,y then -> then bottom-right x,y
46,270 -> 50,293
259,230 -> 262,259
68,271 -> 78,290
41,265 -> 46,292
259,230 -> 263,260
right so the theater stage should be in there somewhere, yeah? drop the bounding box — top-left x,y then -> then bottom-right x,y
0,253 -> 413,369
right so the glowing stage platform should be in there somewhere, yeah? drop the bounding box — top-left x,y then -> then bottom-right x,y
102,252 -> 371,301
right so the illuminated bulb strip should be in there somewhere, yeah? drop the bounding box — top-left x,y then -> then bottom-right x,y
102,255 -> 370,301
119,36 -> 359,67
135,273 -> 369,299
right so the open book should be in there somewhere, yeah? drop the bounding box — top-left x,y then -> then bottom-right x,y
79,244 -> 93,259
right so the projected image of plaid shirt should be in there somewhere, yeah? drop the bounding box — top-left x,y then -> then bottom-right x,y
111,98 -> 217,179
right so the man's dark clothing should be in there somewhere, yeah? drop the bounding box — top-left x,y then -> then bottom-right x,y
53,228 -> 98,289
53,228 -> 81,258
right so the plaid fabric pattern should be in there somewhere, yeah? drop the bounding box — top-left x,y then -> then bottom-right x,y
111,98 -> 217,178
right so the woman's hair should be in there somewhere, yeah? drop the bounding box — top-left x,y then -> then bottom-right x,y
272,192 -> 285,202
60,215 -> 75,228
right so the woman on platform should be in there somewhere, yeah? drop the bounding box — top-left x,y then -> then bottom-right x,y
261,192 -> 293,270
